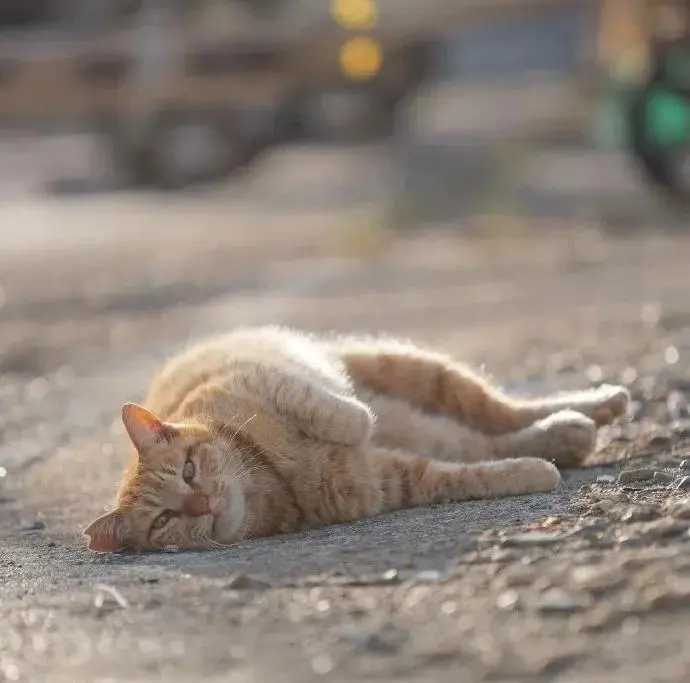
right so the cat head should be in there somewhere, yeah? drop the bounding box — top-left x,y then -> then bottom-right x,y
83,403 -> 246,552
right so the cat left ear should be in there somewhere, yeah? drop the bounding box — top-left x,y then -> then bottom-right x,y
121,403 -> 172,454
83,509 -> 130,552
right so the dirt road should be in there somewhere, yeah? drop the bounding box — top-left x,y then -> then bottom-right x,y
2,188 -> 690,683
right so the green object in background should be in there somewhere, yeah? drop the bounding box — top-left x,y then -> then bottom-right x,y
645,87 -> 690,146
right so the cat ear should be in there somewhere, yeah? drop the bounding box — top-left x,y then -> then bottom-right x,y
121,403 -> 171,453
83,509 -> 129,552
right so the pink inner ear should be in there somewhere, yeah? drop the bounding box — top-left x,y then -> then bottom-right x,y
121,402 -> 167,451
83,511 -> 128,552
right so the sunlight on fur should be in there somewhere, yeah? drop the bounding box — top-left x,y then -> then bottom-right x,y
83,326 -> 630,552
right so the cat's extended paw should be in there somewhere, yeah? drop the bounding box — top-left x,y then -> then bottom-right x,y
510,457 -> 562,494
587,384 -> 631,426
535,410 -> 597,468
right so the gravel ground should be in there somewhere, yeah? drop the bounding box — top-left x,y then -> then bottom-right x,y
2,187 -> 690,683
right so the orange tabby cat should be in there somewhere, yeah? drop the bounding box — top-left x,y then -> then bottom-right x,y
84,326 -> 630,552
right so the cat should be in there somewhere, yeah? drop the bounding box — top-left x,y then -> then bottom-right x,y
83,326 -> 630,552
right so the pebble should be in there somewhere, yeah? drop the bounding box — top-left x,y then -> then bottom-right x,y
641,580 -> 690,610
496,589 -> 520,611
670,420 -> 690,438
340,624 -> 406,654
381,569 -> 400,584
502,531 -> 565,547
638,518 -> 688,539
663,498 -> 690,520
411,570 -> 443,584
596,475 -> 616,485
667,393 -> 689,421
497,565 -> 539,588
617,469 -> 655,485
570,564 -> 626,592
652,471 -> 676,485
224,573 -> 272,591
537,588 -> 589,614
620,504 -> 658,523
648,435 -> 673,449
94,584 -> 129,609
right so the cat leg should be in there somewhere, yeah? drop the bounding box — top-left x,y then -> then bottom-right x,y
492,410 -> 597,468
235,368 -> 375,447
339,340 -> 629,434
366,446 -> 561,512
367,392 -> 596,469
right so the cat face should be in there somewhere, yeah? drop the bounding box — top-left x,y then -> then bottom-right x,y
83,403 -> 246,552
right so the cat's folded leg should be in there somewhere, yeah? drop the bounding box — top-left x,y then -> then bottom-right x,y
339,341 -> 629,434
240,370 -> 375,447
492,409 -> 598,468
365,446 -> 561,512
367,392 -> 597,469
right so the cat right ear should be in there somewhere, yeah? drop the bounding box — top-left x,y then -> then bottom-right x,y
83,509 -> 129,552
121,402 -> 171,454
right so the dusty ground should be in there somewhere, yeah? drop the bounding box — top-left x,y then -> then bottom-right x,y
2,182 -> 690,683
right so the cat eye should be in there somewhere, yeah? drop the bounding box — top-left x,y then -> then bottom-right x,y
182,458 -> 195,483
151,509 -> 176,531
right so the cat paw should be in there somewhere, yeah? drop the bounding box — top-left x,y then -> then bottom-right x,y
511,458 -> 562,493
535,409 -> 597,468
587,384 -> 631,426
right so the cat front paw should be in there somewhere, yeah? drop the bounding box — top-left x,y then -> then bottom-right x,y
513,458 -> 562,493
535,410 -> 597,468
588,384 -> 630,426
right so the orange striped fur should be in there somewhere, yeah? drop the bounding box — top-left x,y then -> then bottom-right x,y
84,326 -> 629,552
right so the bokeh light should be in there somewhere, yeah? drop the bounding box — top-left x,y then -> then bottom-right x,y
330,0 -> 378,31
339,36 -> 384,81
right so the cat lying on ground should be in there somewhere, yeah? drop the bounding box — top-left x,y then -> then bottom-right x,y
83,326 -> 629,552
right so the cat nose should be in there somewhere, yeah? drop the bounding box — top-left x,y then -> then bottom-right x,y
182,492 -> 211,517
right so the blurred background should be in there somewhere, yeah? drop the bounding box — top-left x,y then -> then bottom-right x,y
3,0 -> 690,215
2,0 -> 690,398
5,7 -> 690,680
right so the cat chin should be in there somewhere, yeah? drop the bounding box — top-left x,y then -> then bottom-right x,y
210,486 -> 246,544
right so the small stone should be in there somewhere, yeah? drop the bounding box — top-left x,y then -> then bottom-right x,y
670,420 -> 690,439
496,589 -> 520,611
653,471 -> 676,485
639,518 -> 688,539
620,504 -> 658,522
663,497 -> 690,519
537,588 -> 589,614
381,569 -> 400,583
641,580 -> 690,610
497,565 -> 538,588
310,654 -> 334,675
680,460 -> 690,470
617,468 -> 655,485
590,499 -> 616,514
411,570 -> 443,583
676,476 -> 690,491
94,584 -> 129,609
340,624 -> 406,654
224,573 -> 272,590
20,520 -> 45,532
667,392 -> 688,421
629,400 -> 647,422
648,434 -> 673,449
570,564 -> 626,592
502,531 -> 565,547
596,475 -> 616,485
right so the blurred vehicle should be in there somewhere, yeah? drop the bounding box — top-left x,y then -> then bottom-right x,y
0,0 -> 634,192
597,0 -> 690,202
0,0 -> 435,188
